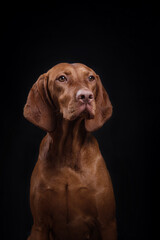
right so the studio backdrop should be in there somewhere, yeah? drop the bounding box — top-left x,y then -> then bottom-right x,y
2,3 -> 153,240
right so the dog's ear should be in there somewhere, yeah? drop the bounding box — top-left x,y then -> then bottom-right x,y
23,74 -> 56,132
85,75 -> 112,132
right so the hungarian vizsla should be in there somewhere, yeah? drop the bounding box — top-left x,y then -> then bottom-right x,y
24,63 -> 117,240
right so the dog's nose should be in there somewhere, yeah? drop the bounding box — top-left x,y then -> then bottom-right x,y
76,89 -> 94,104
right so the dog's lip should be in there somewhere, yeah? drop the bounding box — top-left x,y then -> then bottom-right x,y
78,103 -> 94,119
68,103 -> 95,120
79,103 -> 91,111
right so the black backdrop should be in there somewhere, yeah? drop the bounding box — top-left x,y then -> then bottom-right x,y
2,3 -> 154,240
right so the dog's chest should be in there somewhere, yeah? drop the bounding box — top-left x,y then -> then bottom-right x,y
36,167 -> 98,237
33,167 -> 100,239
38,167 -> 97,213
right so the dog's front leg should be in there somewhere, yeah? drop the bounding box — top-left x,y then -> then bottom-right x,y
27,224 -> 51,240
100,220 -> 117,240
95,177 -> 117,240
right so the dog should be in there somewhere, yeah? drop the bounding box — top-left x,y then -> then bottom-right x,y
24,63 -> 117,240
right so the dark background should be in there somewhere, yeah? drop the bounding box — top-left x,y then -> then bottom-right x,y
2,3 -> 155,240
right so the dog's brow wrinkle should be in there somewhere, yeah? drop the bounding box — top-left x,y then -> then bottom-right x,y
64,71 -> 71,75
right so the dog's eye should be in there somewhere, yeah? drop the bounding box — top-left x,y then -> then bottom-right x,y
57,75 -> 67,82
88,75 -> 95,81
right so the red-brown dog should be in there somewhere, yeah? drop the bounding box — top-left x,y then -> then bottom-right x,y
24,63 -> 117,240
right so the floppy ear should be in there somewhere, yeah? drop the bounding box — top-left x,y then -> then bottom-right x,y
85,75 -> 112,132
23,74 -> 56,132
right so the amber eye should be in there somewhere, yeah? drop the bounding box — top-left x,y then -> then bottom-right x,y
57,75 -> 67,82
88,75 -> 95,81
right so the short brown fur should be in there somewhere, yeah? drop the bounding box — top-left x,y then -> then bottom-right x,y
24,63 -> 117,240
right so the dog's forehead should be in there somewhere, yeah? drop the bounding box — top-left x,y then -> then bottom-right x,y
71,63 -> 94,72
47,63 -> 96,78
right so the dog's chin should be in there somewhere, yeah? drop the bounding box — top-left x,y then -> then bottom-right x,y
67,104 -> 95,121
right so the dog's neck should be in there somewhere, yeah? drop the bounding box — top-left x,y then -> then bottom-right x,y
48,117 -> 88,170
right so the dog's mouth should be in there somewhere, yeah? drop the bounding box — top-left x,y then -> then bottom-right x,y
68,103 -> 95,121
78,103 -> 94,119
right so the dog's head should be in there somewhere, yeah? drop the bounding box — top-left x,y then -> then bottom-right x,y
24,63 -> 112,132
